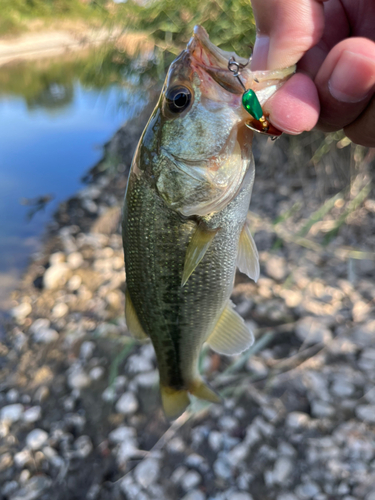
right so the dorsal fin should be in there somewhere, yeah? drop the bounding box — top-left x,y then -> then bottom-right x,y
206,301 -> 254,355
237,222 -> 259,282
181,223 -> 219,286
125,289 -> 149,342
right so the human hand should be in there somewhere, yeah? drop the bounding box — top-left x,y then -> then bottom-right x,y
250,0 -> 375,147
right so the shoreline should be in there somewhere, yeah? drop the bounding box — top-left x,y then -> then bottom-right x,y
0,27 -> 122,66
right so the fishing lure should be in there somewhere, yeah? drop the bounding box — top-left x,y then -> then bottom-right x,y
228,56 -> 282,138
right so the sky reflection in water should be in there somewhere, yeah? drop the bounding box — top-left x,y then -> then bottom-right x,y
0,80 -> 145,307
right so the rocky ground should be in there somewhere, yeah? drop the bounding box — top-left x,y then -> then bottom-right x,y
0,101 -> 374,500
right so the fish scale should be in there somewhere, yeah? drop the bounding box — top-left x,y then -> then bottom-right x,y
123,154 -> 253,389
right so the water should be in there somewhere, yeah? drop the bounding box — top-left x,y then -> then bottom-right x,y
0,54 -> 148,308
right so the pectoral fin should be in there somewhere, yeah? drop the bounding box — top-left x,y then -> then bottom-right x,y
206,301 -> 254,355
125,289 -> 149,342
237,222 -> 260,282
181,223 -> 219,286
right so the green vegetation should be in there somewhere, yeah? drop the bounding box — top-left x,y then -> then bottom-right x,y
121,0 -> 256,55
0,0 -> 109,35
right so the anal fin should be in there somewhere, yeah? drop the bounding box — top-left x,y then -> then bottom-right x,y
125,289 -> 149,342
182,223 -> 219,286
237,222 -> 260,282
206,301 -> 254,355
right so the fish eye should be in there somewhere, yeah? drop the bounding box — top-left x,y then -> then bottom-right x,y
165,86 -> 192,114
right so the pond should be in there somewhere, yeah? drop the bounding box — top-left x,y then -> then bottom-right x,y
0,49 -> 152,309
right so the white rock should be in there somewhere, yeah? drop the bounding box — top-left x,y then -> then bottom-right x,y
113,375 -> 127,390
366,493 -> 375,500
171,466 -> 188,484
0,452 -> 13,471
26,428 -> 48,450
134,457 -> 160,488
265,255 -> 288,281
126,354 -> 154,373
89,366 -> 104,381
278,442 -> 296,457
43,263 -> 71,289
23,406 -> 42,423
227,443 -> 249,467
67,252 -> 83,269
6,388 -> 19,403
134,370 -> 159,388
167,437 -> 185,453
80,341 -> 95,360
19,469 -> 31,484
2,480 -> 18,496
12,475 -> 52,500
331,380 -> 354,397
11,302 -> 32,320
181,490 -> 206,500
286,412 -> 310,429
116,392 -> 138,415
52,302 -> 68,318
311,400 -> 335,418
74,435 -> 93,458
180,470 -> 202,491
49,252 -> 65,265
277,495 -> 298,500
68,274 -> 82,291
117,441 -> 138,465
33,328 -> 59,343
219,416 -> 238,431
295,482 -> 320,499
68,370 -> 91,390
102,387 -> 116,402
42,446 -> 58,459
356,405 -> 375,423
273,456 -> 294,483
0,404 -> 24,423
14,449 -> 32,467
227,493 -> 254,500
208,430 -> 223,451
296,317 -> 332,345
214,459 -> 232,480
108,426 -> 136,444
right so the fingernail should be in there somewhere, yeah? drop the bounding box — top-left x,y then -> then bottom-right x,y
329,51 -> 375,103
251,35 -> 270,71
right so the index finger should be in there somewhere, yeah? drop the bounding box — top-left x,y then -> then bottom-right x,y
250,0 -> 328,70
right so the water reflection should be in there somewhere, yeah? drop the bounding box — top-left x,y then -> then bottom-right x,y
0,52 -> 152,309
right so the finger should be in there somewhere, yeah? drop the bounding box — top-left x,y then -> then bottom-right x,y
344,95 -> 375,148
250,0 -> 327,70
314,37 -> 375,132
264,72 -> 320,134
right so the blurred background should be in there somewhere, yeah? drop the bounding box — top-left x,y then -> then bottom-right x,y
0,1 -> 374,500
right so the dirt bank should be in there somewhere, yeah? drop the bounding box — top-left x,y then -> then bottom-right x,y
0,27 -> 121,66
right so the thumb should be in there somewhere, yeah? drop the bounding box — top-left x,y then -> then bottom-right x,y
250,0 -> 327,70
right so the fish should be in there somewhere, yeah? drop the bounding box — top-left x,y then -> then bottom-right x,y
122,25 -> 294,419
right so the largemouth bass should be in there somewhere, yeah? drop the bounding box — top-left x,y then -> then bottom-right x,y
122,26 -> 294,419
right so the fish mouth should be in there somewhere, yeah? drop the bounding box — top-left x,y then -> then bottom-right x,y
187,25 -> 248,95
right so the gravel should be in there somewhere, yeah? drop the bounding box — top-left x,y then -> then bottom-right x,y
2,112 -> 375,500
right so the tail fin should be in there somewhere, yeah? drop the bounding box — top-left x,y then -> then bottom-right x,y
189,379 -> 222,404
160,386 -> 190,420
160,379 -> 221,420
